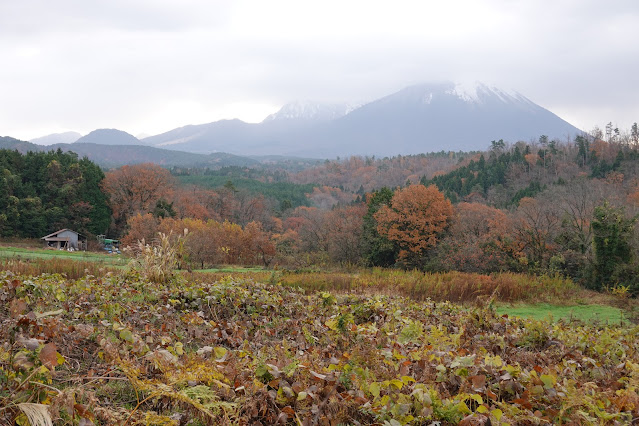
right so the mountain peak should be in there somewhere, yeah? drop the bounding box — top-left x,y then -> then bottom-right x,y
30,131 -> 82,145
263,101 -> 351,123
446,81 -> 484,103
447,81 -> 536,106
143,81 -> 582,157
396,81 -> 526,106
74,128 -> 141,146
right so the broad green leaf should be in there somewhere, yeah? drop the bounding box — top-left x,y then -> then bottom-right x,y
119,329 -> 134,343
174,342 -> 184,356
457,401 -> 471,414
325,318 -> 339,331
214,347 -> 227,360
492,408 -> 503,421
369,382 -> 381,398
470,394 -> 483,405
401,375 -> 416,384
398,321 -> 423,344
485,355 -> 503,368
389,379 -> 404,390
540,374 -> 556,389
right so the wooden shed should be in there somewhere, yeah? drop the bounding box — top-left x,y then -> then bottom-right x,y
41,229 -> 87,251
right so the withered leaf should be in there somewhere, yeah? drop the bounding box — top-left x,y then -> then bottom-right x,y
309,370 -> 326,381
469,374 -> 486,391
39,342 -> 59,370
9,298 -> 27,318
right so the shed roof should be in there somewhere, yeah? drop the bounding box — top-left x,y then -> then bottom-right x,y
41,229 -> 85,240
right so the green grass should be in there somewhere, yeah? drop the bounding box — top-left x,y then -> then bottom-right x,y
497,303 -> 627,325
0,245 -> 126,266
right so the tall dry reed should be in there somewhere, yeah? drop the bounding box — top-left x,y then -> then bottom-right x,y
277,269 -> 578,303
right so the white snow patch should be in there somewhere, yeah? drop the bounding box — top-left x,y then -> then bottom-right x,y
263,101 -> 351,122
446,81 -> 482,103
421,92 -> 433,105
446,81 -> 532,106
156,133 -> 202,146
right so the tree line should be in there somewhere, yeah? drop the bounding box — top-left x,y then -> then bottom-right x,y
0,149 -> 110,238
4,125 -> 639,294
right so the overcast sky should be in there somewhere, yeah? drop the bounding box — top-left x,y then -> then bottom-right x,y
1,0 -> 638,141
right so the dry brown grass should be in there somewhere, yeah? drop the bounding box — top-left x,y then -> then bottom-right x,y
0,257 -> 119,279
276,269 -> 579,304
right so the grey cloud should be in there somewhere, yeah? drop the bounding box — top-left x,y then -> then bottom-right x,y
1,0 -> 638,140
0,1 -> 231,37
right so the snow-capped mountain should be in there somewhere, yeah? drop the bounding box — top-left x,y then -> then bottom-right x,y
263,101 -> 351,122
142,82 -> 582,157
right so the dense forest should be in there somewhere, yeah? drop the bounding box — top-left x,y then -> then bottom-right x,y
0,149 -> 111,238
3,127 -> 639,294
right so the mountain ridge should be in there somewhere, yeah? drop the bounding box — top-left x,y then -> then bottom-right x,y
21,81 -> 584,159
141,81 -> 582,157
0,136 -> 261,168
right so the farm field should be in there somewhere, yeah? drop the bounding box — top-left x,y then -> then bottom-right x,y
495,303 -> 627,326
0,246 -> 127,266
1,265 -> 639,425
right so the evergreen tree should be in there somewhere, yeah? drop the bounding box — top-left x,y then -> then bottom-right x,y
0,149 -> 111,238
590,202 -> 635,290
361,187 -> 398,267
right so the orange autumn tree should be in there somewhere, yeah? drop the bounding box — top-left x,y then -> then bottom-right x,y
374,184 -> 453,266
102,163 -> 175,234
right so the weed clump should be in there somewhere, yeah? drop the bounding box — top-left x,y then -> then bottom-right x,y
125,232 -> 185,284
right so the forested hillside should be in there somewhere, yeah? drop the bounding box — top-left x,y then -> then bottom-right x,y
115,130 -> 639,294
0,149 -> 111,237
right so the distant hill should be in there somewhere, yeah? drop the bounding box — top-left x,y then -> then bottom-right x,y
0,136 -> 38,152
30,131 -> 82,145
0,136 -> 260,169
74,129 -> 141,145
142,82 -> 583,157
49,143 -> 261,169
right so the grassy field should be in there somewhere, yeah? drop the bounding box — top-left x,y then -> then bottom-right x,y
0,245 -> 127,265
496,302 -> 627,325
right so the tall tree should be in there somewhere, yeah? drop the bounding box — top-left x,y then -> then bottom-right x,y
513,197 -> 561,269
326,204 -> 366,265
438,202 -> 521,273
374,184 -> 453,267
102,163 -> 175,235
362,187 -> 397,267
590,202 -> 635,290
